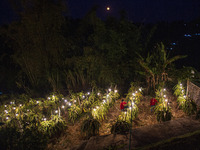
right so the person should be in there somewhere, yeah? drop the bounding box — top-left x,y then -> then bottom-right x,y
150,98 -> 158,112
120,99 -> 127,111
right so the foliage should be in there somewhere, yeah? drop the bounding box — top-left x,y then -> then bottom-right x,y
111,120 -> 130,134
182,100 -> 197,116
81,117 -> 100,139
91,88 -> 119,121
156,109 -> 172,122
154,87 -> 172,122
68,104 -> 82,124
173,82 -> 197,115
138,42 -> 186,92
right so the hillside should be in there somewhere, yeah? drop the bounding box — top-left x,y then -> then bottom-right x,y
47,94 -> 192,150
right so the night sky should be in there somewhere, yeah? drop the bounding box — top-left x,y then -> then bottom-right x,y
0,0 -> 200,24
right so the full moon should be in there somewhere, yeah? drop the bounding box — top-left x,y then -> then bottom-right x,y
106,6 -> 110,11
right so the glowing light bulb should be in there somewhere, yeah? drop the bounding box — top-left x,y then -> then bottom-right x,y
106,6 -> 110,11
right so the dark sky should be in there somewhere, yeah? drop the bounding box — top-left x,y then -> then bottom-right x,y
0,0 -> 200,24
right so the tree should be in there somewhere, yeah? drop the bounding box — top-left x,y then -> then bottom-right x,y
4,0 -> 67,95
138,42 -> 186,92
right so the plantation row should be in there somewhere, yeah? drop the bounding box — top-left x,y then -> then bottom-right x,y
0,82 -> 200,150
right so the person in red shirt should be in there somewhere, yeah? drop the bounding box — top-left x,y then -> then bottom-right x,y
120,99 -> 127,111
150,98 -> 158,112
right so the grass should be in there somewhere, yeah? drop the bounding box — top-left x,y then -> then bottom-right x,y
135,129 -> 200,150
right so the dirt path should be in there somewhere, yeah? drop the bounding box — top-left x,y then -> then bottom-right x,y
78,117 -> 200,150
99,98 -> 122,135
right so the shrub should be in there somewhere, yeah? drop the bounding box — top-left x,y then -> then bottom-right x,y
81,117 -> 100,139
111,120 -> 130,134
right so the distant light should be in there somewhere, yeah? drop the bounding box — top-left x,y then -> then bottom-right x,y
43,118 -> 47,121
19,104 -> 22,107
36,101 -> 39,104
108,88 -> 111,92
6,117 -> 9,120
106,6 -> 110,11
13,107 -> 16,110
165,99 -> 168,102
93,108 -> 96,111
55,110 -> 58,114
184,34 -> 191,37
68,103 -> 71,106
170,47 -> 173,50
114,90 -> 118,93
87,92 -> 90,95
139,88 -> 142,92
132,93 -> 135,96
64,99 -> 67,103
62,105 -> 65,109
82,95 -> 85,99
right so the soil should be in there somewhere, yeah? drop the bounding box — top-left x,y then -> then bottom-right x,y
47,94 -> 197,150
